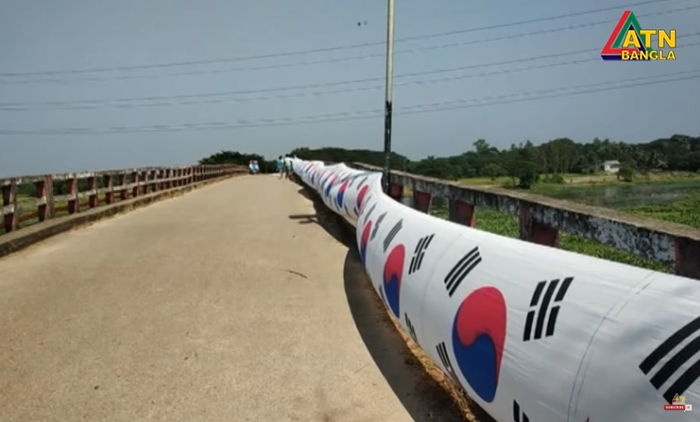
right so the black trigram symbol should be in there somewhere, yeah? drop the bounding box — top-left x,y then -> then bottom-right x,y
383,219 -> 403,252
444,246 -> 482,297
362,202 -> 377,223
436,342 -> 460,384
409,234 -> 434,274
523,277 -> 573,341
513,401 -> 530,422
370,212 -> 387,240
404,313 -> 417,343
348,174 -> 362,189
639,316 -> 700,403
355,175 -> 369,189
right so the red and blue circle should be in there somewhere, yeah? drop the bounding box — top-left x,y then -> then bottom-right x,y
324,175 -> 338,198
359,221 -> 372,265
356,184 -> 369,212
383,244 -> 405,318
451,286 -> 506,403
336,180 -> 350,208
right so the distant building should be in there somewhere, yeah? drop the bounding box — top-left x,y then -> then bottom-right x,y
601,160 -> 621,173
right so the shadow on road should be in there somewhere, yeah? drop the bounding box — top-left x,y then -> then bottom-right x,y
288,214 -> 318,224
343,248 -> 469,422
289,188 -> 355,246
293,183 -> 468,422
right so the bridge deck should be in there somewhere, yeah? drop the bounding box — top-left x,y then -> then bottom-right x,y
0,175 -> 462,422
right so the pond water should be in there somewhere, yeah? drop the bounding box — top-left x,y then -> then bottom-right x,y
401,181 -> 700,211
535,180 -> 700,209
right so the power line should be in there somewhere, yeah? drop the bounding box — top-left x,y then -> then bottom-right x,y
151,5 -> 700,76
3,3 -> 694,86
399,0 -> 677,42
0,48 -> 596,107
1,69 -> 697,135
0,0 -> 676,79
3,35 -> 698,111
399,69 -> 700,112
0,58 -> 589,111
0,5 -> 700,89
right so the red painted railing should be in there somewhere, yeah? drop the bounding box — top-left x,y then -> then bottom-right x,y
1,165 -> 243,234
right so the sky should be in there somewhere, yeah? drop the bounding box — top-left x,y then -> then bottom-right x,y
1,0 -> 699,176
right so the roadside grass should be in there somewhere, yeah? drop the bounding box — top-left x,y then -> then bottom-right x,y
625,191 -> 700,229
430,200 -> 670,272
452,171 -> 700,270
3,193 -> 110,233
459,171 -> 700,189
458,176 -> 514,186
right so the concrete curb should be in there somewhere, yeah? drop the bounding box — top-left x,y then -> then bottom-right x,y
0,176 -> 234,258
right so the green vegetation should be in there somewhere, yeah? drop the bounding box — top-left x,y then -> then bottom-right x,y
617,164 -> 634,182
405,135 -> 700,185
287,135 -> 699,270
199,150 -> 275,172
627,191 -> 700,229
291,134 -> 700,190
429,201 -> 669,272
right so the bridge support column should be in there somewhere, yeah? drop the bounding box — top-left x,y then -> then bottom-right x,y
104,175 -> 114,204
413,190 -> 432,214
131,172 -> 140,198
519,201 -> 559,247
675,238 -> 700,279
449,199 -> 476,227
2,179 -> 18,232
35,176 -> 53,222
141,171 -> 149,195
119,174 -> 127,200
88,176 -> 98,208
67,177 -> 79,214
388,183 -> 403,201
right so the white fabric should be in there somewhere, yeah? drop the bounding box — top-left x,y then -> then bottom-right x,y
292,159 -> 700,422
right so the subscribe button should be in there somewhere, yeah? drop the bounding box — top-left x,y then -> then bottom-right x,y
664,404 -> 693,411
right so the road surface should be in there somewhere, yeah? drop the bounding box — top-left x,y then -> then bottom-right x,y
0,175 -> 464,422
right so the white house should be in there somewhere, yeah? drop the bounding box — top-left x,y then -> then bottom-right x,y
602,160 -> 620,173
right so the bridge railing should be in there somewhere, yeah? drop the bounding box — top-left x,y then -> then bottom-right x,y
352,162 -> 700,279
1,164 -> 243,235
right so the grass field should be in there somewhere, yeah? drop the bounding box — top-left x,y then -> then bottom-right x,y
627,192 -> 700,229
446,171 -> 700,271
1,193 -> 107,234
459,171 -> 700,188
429,200 -> 669,272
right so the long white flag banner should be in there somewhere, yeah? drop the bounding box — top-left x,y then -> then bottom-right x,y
291,159 -> 699,421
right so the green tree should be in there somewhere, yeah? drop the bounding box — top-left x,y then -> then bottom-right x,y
199,150 -> 275,172
483,163 -> 504,180
617,164 -> 635,182
504,142 -> 540,188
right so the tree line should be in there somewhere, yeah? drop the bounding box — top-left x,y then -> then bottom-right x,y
199,134 -> 700,188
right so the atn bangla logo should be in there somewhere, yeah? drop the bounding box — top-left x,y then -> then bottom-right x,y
601,10 -> 676,61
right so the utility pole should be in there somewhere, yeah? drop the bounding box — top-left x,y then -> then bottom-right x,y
383,0 -> 395,193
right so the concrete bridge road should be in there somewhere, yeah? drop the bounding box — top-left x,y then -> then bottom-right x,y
0,175 -> 464,422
